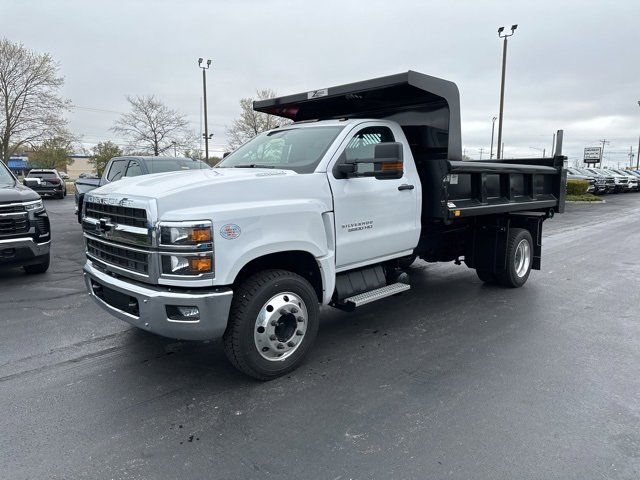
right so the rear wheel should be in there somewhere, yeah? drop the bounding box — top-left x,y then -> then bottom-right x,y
498,228 -> 533,288
23,254 -> 50,274
223,269 -> 319,380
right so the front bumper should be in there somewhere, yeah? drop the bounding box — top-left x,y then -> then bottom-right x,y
0,238 -> 50,268
83,260 -> 233,340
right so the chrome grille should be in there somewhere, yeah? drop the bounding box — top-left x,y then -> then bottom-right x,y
86,237 -> 149,275
84,202 -> 147,228
0,204 -> 26,214
0,215 -> 29,235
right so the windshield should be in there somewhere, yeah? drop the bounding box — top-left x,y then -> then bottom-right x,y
146,159 -> 210,174
216,126 -> 344,173
0,162 -> 16,186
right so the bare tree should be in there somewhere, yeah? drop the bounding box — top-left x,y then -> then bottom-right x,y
226,89 -> 290,150
0,38 -> 69,164
112,95 -> 195,156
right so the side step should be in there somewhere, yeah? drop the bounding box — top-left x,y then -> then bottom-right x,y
344,282 -> 410,308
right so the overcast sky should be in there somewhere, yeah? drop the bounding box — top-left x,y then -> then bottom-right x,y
3,0 -> 639,166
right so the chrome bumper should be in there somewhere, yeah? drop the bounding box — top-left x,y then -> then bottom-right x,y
83,260 -> 233,340
0,237 -> 50,256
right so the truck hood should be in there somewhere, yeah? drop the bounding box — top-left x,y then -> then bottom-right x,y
0,181 -> 40,203
89,168 -> 333,219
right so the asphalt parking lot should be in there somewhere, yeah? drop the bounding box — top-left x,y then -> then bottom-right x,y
1,195 -> 639,480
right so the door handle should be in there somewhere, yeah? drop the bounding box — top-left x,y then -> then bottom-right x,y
398,184 -> 414,191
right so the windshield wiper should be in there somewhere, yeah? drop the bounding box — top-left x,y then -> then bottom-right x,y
232,164 -> 277,169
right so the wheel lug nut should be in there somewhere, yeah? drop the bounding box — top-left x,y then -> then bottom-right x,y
297,316 -> 304,323
269,334 -> 277,341
287,341 -> 295,347
270,320 -> 277,326
290,307 -> 298,314
277,343 -> 285,350
296,330 -> 303,336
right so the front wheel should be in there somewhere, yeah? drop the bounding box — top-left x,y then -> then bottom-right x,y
223,269 -> 319,380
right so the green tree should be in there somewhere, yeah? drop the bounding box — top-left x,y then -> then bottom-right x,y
29,135 -> 74,170
0,38 -> 69,164
89,141 -> 122,176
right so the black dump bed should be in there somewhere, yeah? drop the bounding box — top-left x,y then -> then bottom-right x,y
255,71 -> 566,222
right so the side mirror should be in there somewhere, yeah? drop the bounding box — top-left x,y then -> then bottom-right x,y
335,142 -> 404,180
24,178 -> 40,188
223,152 -> 231,159
372,142 -> 403,180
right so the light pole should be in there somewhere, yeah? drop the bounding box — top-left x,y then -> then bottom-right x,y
490,116 -> 497,159
496,24 -> 517,159
636,101 -> 640,170
198,58 -> 212,162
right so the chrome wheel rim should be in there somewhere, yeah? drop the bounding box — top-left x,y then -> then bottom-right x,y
254,292 -> 308,361
514,239 -> 531,278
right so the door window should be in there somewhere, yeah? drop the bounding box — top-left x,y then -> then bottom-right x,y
106,160 -> 127,181
125,160 -> 143,177
344,126 -> 395,161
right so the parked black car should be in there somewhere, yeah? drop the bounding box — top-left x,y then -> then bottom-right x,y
0,161 -> 51,273
74,156 -> 210,223
24,169 -> 67,199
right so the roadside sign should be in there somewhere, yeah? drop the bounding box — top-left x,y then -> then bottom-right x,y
584,147 -> 602,164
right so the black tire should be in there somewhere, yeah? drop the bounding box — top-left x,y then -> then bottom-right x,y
223,269 -> 319,380
497,228 -> 533,288
476,269 -> 499,284
23,254 -> 50,274
397,254 -> 417,270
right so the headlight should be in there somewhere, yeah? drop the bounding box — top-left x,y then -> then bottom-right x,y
24,200 -> 44,212
161,253 -> 213,275
160,222 -> 212,246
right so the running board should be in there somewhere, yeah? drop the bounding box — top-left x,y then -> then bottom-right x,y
344,282 -> 410,308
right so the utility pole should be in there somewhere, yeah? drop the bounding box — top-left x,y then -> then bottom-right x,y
496,24 -> 518,159
479,147 -> 485,160
198,58 -> 212,161
552,133 -> 556,157
599,139 -> 609,168
629,146 -> 634,168
490,116 -> 497,159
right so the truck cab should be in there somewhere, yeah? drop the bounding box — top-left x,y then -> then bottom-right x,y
81,71 -> 566,379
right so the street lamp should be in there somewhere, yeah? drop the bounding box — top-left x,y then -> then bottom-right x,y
198,57 -> 212,162
636,100 -> 640,170
496,24 -> 517,159
490,116 -> 497,159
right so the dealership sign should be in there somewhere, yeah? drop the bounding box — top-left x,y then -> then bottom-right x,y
583,147 -> 602,163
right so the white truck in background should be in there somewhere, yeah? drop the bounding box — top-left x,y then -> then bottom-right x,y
82,71 -> 566,379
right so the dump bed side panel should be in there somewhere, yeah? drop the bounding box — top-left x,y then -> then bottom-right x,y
419,157 -> 566,222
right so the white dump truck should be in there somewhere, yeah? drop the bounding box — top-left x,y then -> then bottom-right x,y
82,71 -> 566,379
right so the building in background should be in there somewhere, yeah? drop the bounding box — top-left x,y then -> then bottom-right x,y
65,154 -> 94,179
7,156 -> 29,177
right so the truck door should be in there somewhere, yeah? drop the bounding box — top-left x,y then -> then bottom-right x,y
328,124 -> 420,269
